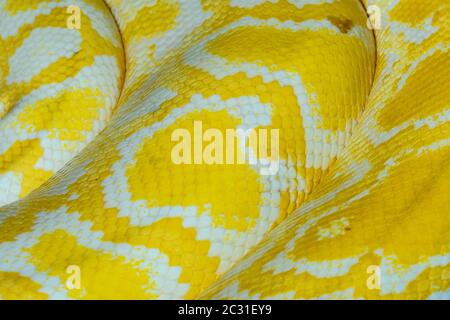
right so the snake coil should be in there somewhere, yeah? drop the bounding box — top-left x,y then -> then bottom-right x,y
0,0 -> 448,299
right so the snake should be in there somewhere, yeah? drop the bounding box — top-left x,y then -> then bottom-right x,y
0,0 -> 448,300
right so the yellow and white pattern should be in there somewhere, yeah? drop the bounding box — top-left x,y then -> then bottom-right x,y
0,0 -> 448,299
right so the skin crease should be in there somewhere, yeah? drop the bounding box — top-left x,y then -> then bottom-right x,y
0,0 -> 448,300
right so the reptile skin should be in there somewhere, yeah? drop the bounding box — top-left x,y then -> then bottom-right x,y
0,0 -> 448,299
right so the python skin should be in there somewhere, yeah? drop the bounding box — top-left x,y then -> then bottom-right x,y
0,0 -> 448,299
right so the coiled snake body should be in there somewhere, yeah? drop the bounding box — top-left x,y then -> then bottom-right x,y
0,0 -> 448,299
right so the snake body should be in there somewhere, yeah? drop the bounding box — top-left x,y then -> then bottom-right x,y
0,0 -> 448,299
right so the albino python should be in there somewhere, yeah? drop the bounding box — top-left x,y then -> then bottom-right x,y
0,0 -> 448,299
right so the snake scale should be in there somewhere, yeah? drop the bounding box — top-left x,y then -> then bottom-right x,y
0,0 -> 448,299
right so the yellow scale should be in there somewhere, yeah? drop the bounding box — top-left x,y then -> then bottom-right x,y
0,0 -> 448,299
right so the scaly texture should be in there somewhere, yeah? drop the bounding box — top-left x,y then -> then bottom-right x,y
0,0 -> 448,299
